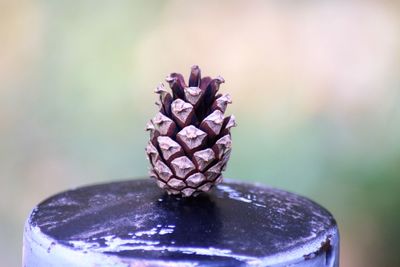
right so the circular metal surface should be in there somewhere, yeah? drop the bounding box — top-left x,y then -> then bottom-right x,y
24,179 -> 339,266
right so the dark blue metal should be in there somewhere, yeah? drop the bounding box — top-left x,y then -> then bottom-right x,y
28,179 -> 339,266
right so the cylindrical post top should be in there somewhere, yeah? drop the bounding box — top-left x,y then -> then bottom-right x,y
24,179 -> 339,266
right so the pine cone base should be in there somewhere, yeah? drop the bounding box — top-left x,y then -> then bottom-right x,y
146,66 -> 236,197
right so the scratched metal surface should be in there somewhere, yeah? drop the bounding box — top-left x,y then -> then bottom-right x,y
25,179 -> 339,266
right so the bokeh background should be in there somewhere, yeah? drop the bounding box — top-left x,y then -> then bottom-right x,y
1,1 -> 400,266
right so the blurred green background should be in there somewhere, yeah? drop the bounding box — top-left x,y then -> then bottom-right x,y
1,1 -> 400,266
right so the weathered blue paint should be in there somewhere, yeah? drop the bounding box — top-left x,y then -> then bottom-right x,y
23,179 -> 339,266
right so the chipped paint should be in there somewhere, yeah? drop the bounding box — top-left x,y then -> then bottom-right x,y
24,179 -> 339,266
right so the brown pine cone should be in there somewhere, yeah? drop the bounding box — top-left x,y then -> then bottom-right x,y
146,66 -> 236,197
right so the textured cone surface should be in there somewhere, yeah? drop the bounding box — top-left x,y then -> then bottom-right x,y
146,66 -> 236,197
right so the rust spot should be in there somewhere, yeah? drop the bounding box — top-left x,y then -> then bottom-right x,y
304,235 -> 332,261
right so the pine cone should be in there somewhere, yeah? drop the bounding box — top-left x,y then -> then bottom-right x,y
146,66 -> 236,197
